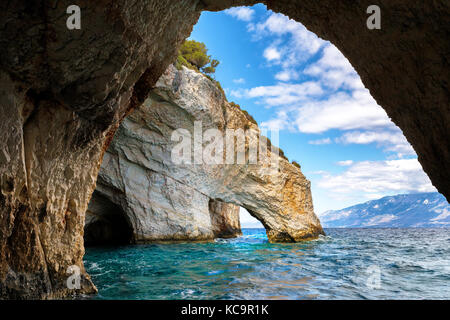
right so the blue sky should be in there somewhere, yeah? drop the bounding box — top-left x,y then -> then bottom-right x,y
189,4 -> 436,227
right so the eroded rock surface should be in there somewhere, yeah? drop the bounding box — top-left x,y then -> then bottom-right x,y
87,163 -> 242,242
0,0 -> 203,299
209,200 -> 242,239
91,65 -> 324,243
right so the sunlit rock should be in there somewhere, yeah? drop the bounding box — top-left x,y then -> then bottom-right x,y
89,65 -> 324,243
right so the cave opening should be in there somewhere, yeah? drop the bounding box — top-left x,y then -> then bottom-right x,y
208,199 -> 266,238
84,191 -> 134,246
239,207 -> 264,230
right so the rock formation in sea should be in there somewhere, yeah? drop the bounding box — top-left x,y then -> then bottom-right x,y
85,191 -> 241,244
86,65 -> 323,244
0,0 -> 448,299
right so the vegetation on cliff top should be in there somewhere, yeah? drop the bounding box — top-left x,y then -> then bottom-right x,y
176,40 -> 220,75
229,102 -> 257,126
292,161 -> 301,169
175,40 -> 290,163
176,39 -> 225,96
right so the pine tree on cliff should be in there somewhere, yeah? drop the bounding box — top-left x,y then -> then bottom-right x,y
176,40 -> 220,76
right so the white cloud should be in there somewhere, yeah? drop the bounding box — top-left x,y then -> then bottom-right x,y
337,130 -> 402,145
282,43 -> 392,135
318,159 -> 436,195
251,12 -> 325,79
275,69 -> 298,81
239,23 -> 403,155
304,44 -> 364,90
242,73 -> 411,156
337,160 -> 354,166
229,89 -> 243,99
263,47 -> 281,61
255,13 -> 324,57
233,78 -> 246,84
366,194 -> 384,200
241,82 -> 323,106
224,7 -> 255,21
243,19 -> 394,136
241,8 -> 416,167
239,207 -> 264,228
260,118 -> 287,131
335,130 -> 415,157
294,89 -> 391,133
260,110 -> 292,131
308,138 -> 332,145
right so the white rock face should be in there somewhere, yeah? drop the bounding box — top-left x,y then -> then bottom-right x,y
87,65 -> 324,243
87,156 -> 240,242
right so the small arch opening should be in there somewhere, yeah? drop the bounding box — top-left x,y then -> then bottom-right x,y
239,207 -> 264,230
208,198 -> 242,238
84,191 -> 134,246
208,199 -> 267,239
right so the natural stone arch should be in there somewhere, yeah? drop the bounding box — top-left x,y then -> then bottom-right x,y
0,0 -> 448,299
84,191 -> 134,246
89,148 -> 244,243
208,199 -> 243,239
90,65 -> 323,245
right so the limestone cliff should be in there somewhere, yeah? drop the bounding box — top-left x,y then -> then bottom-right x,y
208,200 -> 242,239
0,0 -> 203,299
88,65 -> 324,244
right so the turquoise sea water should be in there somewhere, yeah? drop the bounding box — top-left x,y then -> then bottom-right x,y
84,228 -> 450,299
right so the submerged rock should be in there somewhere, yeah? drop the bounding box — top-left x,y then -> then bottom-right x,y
88,65 -> 324,243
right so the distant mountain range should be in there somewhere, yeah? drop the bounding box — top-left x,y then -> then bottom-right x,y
319,193 -> 450,228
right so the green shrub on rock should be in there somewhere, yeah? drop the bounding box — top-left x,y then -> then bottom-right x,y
176,40 -> 220,75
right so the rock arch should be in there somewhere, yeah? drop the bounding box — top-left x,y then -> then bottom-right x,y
84,191 -> 134,246
0,0 -> 448,298
208,199 -> 243,239
89,147 -> 243,243
89,65 -> 323,245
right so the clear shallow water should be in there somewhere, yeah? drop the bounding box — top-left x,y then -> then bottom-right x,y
84,228 -> 450,299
